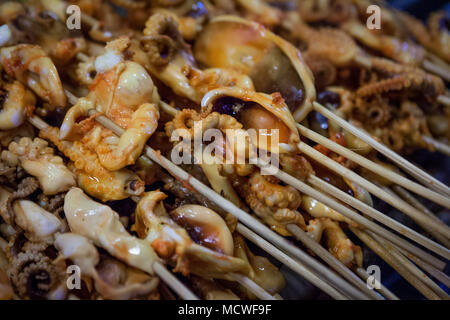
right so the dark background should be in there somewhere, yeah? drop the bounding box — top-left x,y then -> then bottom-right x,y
388,0 -> 450,19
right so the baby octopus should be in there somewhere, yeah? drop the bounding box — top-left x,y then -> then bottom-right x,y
39,126 -> 144,202
356,57 -> 445,102
2,137 -> 76,195
232,171 -> 306,236
60,37 -> 160,172
306,218 -> 362,269
0,81 -> 36,131
0,44 -> 66,109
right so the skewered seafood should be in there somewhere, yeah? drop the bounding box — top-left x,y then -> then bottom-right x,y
0,0 -> 449,302
0,44 -> 66,108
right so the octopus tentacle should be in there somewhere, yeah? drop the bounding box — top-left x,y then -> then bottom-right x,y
4,177 -> 39,226
8,240 -> 63,299
39,126 -> 145,201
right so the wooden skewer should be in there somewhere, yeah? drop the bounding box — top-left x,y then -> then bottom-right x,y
395,246 -> 450,289
355,268 -> 399,300
308,175 -> 447,270
390,185 -> 450,248
276,167 -> 448,298
425,51 -> 450,73
157,96 -> 447,294
286,224 -> 383,300
157,96 -> 376,299
63,90 -> 364,299
153,261 -> 199,300
423,60 -> 450,82
353,54 -> 372,69
350,227 -> 441,300
422,135 -> 450,157
227,273 -> 278,300
236,224 -> 348,300
156,95 -> 448,295
28,116 -> 279,301
297,124 -> 450,209
312,102 -> 450,197
27,116 -> 200,300
297,141 -> 450,248
89,112 -> 370,300
368,232 -> 450,300
437,95 -> 450,107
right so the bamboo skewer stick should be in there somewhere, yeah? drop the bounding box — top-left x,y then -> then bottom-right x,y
27,116 -> 200,300
157,95 -> 448,278
312,102 -> 450,197
355,268 -> 400,300
437,95 -> 450,107
157,96 -> 448,295
297,124 -> 450,209
394,246 -> 450,289
286,224 -> 383,300
368,232 -> 450,300
28,116 -> 280,301
236,224 -> 348,300
156,96 -> 376,299
227,273 -> 278,300
393,186 -> 443,223
350,228 -> 441,300
422,135 -> 450,157
153,262 -> 199,300
276,167 -> 448,298
297,141 -> 450,246
91,112 -> 369,300
308,175 -> 447,269
63,90 -> 366,299
391,185 -> 450,248
380,186 -> 450,249
423,59 -> 450,82
425,51 -> 450,73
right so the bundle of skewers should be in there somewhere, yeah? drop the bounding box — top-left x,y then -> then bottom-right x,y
0,0 -> 449,300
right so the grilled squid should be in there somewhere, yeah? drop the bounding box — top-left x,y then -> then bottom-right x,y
235,172 -> 306,236
133,191 -> 248,279
60,37 -> 160,172
170,204 -> 234,256
341,20 -> 425,66
0,236 -> 13,299
13,200 -> 64,242
306,218 -> 363,269
136,10 -> 254,104
0,81 -> 35,130
202,87 -> 300,153
194,15 -> 316,121
40,126 -> 144,201
3,137 -> 76,195
64,188 -> 160,275
234,234 -> 285,296
54,233 -> 159,300
0,44 -> 66,108
300,195 -> 355,225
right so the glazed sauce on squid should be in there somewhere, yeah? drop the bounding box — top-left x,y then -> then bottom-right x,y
309,159 -> 354,197
212,97 -> 291,146
249,46 -> 305,114
239,103 -> 292,145
171,214 -> 224,254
